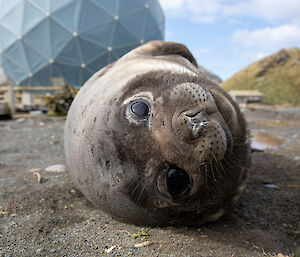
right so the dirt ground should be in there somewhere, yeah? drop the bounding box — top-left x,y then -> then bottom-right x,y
0,107 -> 299,257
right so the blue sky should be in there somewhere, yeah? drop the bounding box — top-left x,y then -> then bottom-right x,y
160,0 -> 300,80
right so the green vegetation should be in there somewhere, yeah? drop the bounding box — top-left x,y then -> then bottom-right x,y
221,47 -> 300,105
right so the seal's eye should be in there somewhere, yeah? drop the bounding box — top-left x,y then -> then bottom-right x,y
130,101 -> 150,120
166,166 -> 190,197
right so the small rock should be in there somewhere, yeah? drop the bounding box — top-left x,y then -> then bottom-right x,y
16,118 -> 25,123
105,245 -> 116,253
264,184 -> 280,189
293,156 -> 300,161
45,164 -> 66,173
29,168 -> 41,173
30,110 -> 42,115
134,241 -> 154,248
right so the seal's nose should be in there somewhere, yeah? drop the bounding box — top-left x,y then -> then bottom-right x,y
184,111 -> 208,139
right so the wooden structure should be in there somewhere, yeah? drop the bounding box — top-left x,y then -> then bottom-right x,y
229,90 -> 263,104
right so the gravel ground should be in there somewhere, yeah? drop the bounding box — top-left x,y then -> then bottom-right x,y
0,108 -> 299,257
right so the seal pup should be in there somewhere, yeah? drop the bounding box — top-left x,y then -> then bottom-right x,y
64,41 -> 250,226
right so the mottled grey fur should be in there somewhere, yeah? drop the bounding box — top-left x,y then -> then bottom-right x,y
64,41 -> 250,226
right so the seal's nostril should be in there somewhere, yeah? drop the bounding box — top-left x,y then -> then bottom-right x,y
185,111 -> 207,125
185,110 -> 201,118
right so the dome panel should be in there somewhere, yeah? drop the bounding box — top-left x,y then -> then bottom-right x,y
91,0 -> 118,15
0,0 -> 20,19
0,25 -> 17,51
80,22 -> 114,47
29,0 -> 50,12
55,39 -> 81,65
80,68 -> 93,85
55,63 -> 81,85
78,0 -> 112,32
22,1 -> 45,34
118,0 -> 145,15
77,36 -> 107,63
5,41 -> 30,73
111,21 -> 139,47
52,0 -> 81,32
23,44 -> 48,73
87,52 -> 109,71
2,55 -> 27,83
34,65 -> 52,86
23,19 -> 52,59
49,19 -> 73,57
119,9 -> 146,41
0,1 -> 24,35
50,0 -> 74,12
145,0 -> 164,26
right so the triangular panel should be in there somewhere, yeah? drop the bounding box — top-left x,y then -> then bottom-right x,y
90,0 -> 117,15
29,0 -> 50,12
50,0 -> 74,12
19,77 -> 32,87
55,39 -> 81,65
144,27 -> 163,42
87,52 -> 109,71
52,0 -> 81,32
77,36 -> 106,63
55,63 -> 81,85
0,0 -> 20,18
145,0 -> 164,27
49,19 -> 73,58
0,25 -> 17,50
78,0 -> 112,32
2,55 -> 27,83
118,9 -> 146,41
22,1 -> 45,34
0,1 -> 24,35
23,44 -> 48,73
4,41 -> 30,73
80,68 -> 93,85
118,0 -> 145,15
111,21 -> 139,47
80,21 -> 114,47
142,10 -> 160,41
34,65 -> 52,86
23,18 -> 52,59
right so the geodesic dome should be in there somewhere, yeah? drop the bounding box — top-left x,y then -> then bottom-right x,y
0,0 -> 164,87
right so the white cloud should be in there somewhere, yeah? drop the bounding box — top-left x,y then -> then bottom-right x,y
159,0 -> 300,24
232,24 -> 300,51
160,0 -> 184,9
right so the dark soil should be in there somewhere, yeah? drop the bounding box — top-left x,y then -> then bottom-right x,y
0,108 -> 299,257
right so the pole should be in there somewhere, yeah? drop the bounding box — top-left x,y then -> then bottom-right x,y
7,83 -> 15,117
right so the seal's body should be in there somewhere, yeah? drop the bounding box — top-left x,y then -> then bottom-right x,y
64,41 -> 250,225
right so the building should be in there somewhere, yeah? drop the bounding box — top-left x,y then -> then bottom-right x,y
0,0 -> 165,87
229,90 -> 263,104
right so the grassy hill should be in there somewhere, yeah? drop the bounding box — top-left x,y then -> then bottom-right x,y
221,47 -> 300,105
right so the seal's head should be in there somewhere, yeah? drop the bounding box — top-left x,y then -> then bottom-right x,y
64,41 -> 250,225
